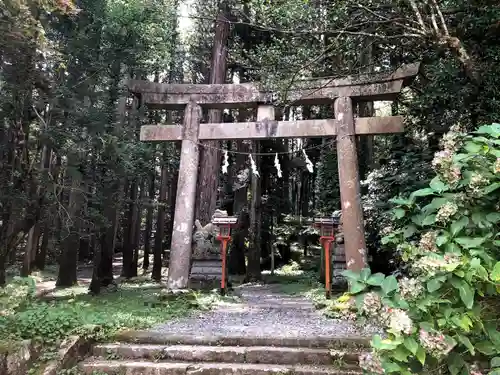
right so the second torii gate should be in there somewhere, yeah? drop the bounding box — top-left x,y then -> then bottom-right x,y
128,63 -> 420,290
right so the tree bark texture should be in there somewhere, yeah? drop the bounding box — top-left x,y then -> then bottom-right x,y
228,140 -> 249,275
143,171 -> 155,270
246,105 -> 274,281
153,146 -> 168,281
56,165 -> 84,287
195,12 -> 230,225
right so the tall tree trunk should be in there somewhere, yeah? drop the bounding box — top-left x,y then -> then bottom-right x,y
358,38 -> 375,180
122,178 -> 138,278
56,160 -> 83,287
133,180 -> 145,271
166,153 -> 179,252
195,12 -> 230,225
143,171 -> 155,270
228,139 -> 249,275
247,140 -> 262,281
153,146 -> 168,281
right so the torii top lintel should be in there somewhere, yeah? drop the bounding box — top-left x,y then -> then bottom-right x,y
127,63 -> 420,110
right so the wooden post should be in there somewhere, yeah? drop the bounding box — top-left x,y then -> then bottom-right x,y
167,101 -> 203,290
334,97 -> 367,272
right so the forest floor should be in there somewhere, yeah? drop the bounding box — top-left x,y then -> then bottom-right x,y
0,254 -> 222,365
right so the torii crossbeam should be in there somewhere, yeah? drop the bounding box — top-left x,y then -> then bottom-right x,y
128,63 -> 420,290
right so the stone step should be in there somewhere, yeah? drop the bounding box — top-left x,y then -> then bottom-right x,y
92,343 -> 355,365
79,359 -> 362,375
113,331 -> 370,349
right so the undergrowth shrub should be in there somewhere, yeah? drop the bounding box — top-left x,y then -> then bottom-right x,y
343,124 -> 500,375
0,276 -> 36,316
0,282 -> 217,349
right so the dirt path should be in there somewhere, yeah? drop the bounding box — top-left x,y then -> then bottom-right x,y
147,283 -> 380,340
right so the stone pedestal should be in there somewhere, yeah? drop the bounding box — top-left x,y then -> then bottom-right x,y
188,210 -> 227,289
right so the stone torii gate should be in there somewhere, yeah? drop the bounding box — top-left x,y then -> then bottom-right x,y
127,63 -> 420,290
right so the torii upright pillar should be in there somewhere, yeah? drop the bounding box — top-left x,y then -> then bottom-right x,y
335,97 -> 367,271
167,101 -> 202,290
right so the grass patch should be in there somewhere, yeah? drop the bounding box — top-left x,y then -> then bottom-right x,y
0,277 -> 222,350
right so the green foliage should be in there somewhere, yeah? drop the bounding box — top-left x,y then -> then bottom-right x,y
344,124 -> 500,375
362,141 -> 435,269
0,281 -> 216,349
0,277 -> 36,315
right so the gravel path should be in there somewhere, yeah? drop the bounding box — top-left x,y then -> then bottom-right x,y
149,283 -> 380,339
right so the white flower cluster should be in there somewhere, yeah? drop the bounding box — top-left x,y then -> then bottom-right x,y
380,226 -> 394,236
359,351 -> 384,374
436,202 -> 458,224
387,308 -> 413,334
419,231 -> 438,253
361,294 -> 414,336
432,150 -> 461,185
360,292 -> 382,316
468,173 -> 489,197
470,363 -> 483,375
412,253 -> 460,276
399,277 -> 424,301
495,158 -> 500,174
418,329 -> 456,358
440,125 -> 464,152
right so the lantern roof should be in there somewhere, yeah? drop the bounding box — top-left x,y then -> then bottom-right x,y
212,217 -> 238,225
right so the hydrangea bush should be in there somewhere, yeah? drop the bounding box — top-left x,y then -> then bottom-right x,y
343,124 -> 500,375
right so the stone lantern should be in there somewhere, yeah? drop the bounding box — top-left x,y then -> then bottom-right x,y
313,217 -> 340,299
212,216 -> 238,295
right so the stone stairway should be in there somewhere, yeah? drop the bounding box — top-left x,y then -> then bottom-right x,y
79,284 -> 376,375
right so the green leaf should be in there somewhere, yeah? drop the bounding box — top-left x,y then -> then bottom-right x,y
403,336 -> 419,355
349,281 -> 366,294
491,262 -> 500,282
457,334 -> 475,355
392,347 -> 410,362
451,279 -> 474,309
366,273 -> 385,286
464,141 -> 482,153
360,268 -> 371,281
381,275 -> 399,295
411,188 -> 435,198
475,123 -> 500,137
393,294 -> 409,309
491,357 -> 500,368
447,352 -> 466,375
454,237 -> 486,249
486,213 -> 500,223
403,225 -> 417,238
483,182 -> 500,194
450,217 -> 469,237
394,208 -> 406,219
416,346 -> 426,365
422,215 -> 436,226
341,270 -> 360,281
430,176 -> 449,192
424,197 -> 449,213
383,361 -> 401,373
476,341 -> 496,355
436,234 -> 449,246
411,214 -> 425,226
371,335 -> 401,350
427,278 -> 444,293
390,197 -> 414,205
